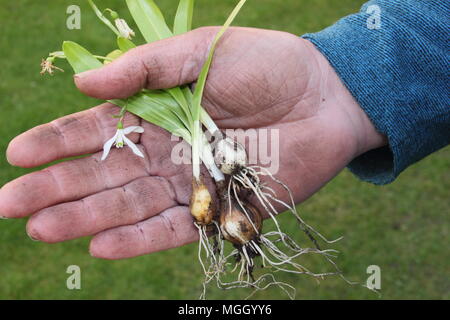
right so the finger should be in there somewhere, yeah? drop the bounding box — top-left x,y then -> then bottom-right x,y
89,206 -> 197,260
26,176 -> 177,243
0,146 -> 149,218
6,103 -> 139,168
74,27 -> 219,100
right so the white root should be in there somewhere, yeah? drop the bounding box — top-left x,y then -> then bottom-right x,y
199,142 -> 362,299
254,166 -> 343,244
206,245 -> 297,300
198,228 -> 344,299
200,164 -> 348,299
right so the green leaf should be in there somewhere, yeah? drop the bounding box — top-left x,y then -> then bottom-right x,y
125,0 -> 173,43
167,88 -> 193,126
192,0 -> 247,121
190,0 -> 247,179
125,0 -> 201,132
148,89 -> 191,130
62,41 -> 103,74
111,92 -> 191,142
173,0 -> 194,35
117,37 -> 136,52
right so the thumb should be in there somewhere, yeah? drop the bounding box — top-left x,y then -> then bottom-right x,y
74,27 -> 217,100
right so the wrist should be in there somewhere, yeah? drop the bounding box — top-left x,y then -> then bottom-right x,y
304,39 -> 387,158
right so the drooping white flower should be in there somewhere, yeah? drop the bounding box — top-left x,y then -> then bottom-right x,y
101,125 -> 145,161
115,18 -> 135,40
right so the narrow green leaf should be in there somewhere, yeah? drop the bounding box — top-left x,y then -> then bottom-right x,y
111,92 -> 191,142
147,89 -> 191,129
117,37 -> 136,52
125,1 -> 197,131
190,0 -> 247,179
167,88 -> 193,125
173,0 -> 195,35
125,0 -> 173,43
62,41 -> 103,74
192,0 -> 247,120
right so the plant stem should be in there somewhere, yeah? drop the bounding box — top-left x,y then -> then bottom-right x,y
192,120 -> 202,181
201,109 -> 220,135
201,136 -> 225,182
87,0 -> 120,36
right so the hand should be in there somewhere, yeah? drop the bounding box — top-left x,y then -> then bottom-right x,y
0,27 -> 386,259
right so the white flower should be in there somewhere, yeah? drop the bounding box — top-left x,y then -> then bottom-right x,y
115,18 -> 135,40
101,126 -> 145,161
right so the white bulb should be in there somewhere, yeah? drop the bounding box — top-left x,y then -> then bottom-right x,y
214,138 -> 247,175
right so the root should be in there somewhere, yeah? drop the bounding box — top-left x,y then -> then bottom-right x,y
198,164 -> 364,299
218,273 -> 297,300
202,165 -> 348,299
196,222 -> 227,300
232,165 -> 343,250
211,246 -> 297,300
255,166 -> 343,244
201,235 -> 343,300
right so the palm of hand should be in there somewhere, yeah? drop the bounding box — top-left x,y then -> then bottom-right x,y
0,28 -> 368,259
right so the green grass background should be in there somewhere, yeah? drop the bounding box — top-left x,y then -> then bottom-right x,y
0,0 -> 448,300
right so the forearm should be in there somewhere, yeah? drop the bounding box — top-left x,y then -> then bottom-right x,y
303,0 -> 450,184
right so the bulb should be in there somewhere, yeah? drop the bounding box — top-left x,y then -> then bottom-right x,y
189,179 -> 214,226
220,198 -> 262,246
214,138 -> 247,175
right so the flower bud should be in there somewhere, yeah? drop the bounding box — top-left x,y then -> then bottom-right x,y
115,18 -> 135,40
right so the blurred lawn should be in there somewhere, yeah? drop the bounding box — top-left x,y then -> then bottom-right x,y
0,0 -> 448,300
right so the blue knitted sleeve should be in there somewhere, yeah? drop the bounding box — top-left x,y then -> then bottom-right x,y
303,0 -> 450,185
